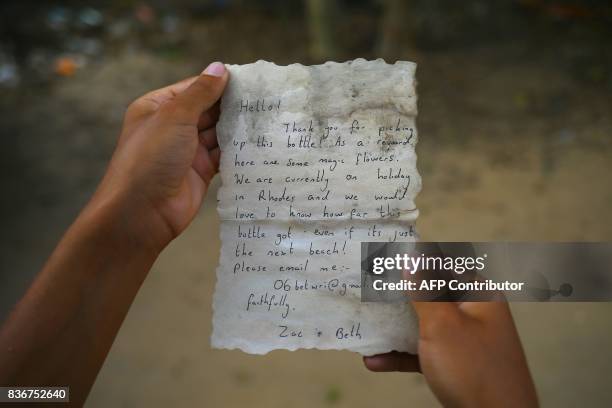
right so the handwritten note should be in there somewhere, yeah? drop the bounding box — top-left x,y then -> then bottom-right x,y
212,59 -> 421,355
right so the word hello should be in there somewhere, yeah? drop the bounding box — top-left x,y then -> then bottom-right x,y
239,98 -> 281,113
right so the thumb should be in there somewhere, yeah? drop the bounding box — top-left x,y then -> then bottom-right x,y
169,62 -> 229,124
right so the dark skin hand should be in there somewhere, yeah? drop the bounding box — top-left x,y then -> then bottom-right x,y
0,60 -> 538,407
0,61 -> 229,406
364,301 -> 539,407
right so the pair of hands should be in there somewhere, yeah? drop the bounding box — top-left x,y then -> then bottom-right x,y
69,62 -> 539,407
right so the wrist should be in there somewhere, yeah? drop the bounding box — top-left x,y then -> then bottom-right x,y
78,187 -> 171,260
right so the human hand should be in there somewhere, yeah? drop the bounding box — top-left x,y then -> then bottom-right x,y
86,62 -> 229,253
364,301 -> 538,408
0,62 -> 229,405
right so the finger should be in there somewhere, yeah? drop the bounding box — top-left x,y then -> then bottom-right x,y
185,168 -> 206,218
192,143 -> 218,185
198,127 -> 218,151
363,352 -> 420,372
166,62 -> 229,125
197,101 -> 221,130
209,147 -> 220,170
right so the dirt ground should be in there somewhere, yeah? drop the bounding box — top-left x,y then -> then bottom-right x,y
1,7 -> 612,408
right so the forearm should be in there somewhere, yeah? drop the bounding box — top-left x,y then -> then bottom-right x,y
0,64 -> 225,405
0,193 -> 162,405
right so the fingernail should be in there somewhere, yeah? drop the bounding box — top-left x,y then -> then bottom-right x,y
202,62 -> 225,77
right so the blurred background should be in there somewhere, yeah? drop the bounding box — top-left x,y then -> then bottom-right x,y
1,0 -> 611,406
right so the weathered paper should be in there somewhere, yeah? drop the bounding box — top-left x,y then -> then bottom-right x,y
212,59 -> 421,355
